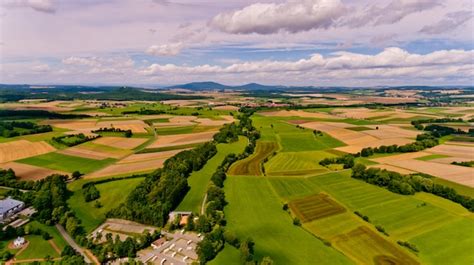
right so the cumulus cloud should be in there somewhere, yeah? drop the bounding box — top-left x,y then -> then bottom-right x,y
211,0 -> 443,34
210,0 -> 347,34
419,11 -> 473,34
146,42 -> 184,56
2,0 -> 56,13
344,0 -> 441,27
140,48 -> 473,82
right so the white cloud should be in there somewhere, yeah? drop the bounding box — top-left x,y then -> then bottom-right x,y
140,48 -> 473,83
146,42 -> 184,56
419,11 -> 473,34
211,0 -> 444,35
2,0 -> 56,13
210,0 -> 347,34
31,64 -> 50,72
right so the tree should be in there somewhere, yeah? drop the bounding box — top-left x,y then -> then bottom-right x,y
260,256 -> 274,265
196,238 -> 216,263
72,171 -> 82,180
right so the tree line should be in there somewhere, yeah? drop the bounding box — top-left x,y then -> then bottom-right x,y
52,133 -> 100,147
0,121 -> 52,138
352,164 -> 474,211
92,127 -> 133,137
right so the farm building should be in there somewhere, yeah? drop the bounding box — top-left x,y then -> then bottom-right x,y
168,211 -> 192,225
0,197 -> 25,222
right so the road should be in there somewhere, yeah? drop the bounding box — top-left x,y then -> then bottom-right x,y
55,224 -> 92,264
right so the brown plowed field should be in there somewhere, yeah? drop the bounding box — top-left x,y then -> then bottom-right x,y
93,137 -> 147,149
0,162 -> 68,180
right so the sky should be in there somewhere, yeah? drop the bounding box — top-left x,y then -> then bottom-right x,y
0,0 -> 473,86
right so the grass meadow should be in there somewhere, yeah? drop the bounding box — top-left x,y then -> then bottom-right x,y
176,136 -> 248,213
18,152 -> 116,174
67,177 -> 145,232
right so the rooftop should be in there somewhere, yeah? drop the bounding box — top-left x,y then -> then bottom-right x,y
0,197 -> 24,214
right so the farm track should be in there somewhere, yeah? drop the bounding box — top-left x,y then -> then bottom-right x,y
228,141 -> 278,176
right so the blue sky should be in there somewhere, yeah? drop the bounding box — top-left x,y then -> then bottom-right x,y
0,0 -> 473,86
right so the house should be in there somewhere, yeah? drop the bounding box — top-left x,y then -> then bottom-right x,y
0,197 -> 25,222
13,236 -> 25,248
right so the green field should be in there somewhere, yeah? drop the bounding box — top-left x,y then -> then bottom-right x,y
267,171 -> 474,264
18,152 -> 116,174
67,177 -> 145,232
265,150 -> 336,176
228,141 -> 278,176
347,126 -> 373,131
15,235 -> 60,260
415,154 -> 450,161
223,176 -> 352,265
289,193 -> 346,222
27,221 -> 68,252
209,244 -> 241,265
176,137 -> 247,213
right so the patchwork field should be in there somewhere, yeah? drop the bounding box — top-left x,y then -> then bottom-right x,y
228,141 -> 278,176
223,176 -> 352,265
96,119 -> 149,133
289,193 -> 346,222
0,140 -> 56,163
267,171 -> 474,264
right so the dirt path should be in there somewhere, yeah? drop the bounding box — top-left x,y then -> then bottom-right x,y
48,239 -> 61,254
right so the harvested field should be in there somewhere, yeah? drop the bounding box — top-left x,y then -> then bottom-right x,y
368,164 -> 416,174
335,138 -> 413,153
260,110 -> 342,119
43,119 -> 98,131
117,149 -> 184,164
333,226 -> 419,265
425,144 -> 474,159
228,141 -> 278,176
213,105 -> 239,111
153,115 -> 197,127
148,131 -> 216,149
93,137 -> 147,149
85,158 -> 167,178
195,116 -> 234,126
0,162 -> 68,180
373,152 -> 474,187
289,193 -> 346,223
363,125 -> 420,139
96,119 -> 148,133
0,140 -> 56,163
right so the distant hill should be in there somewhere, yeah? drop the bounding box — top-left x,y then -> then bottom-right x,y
166,82 -> 230,90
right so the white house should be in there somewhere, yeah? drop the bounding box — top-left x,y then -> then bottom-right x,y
13,236 -> 25,248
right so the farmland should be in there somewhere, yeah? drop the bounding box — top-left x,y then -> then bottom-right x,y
176,136 -> 247,213
228,141 -> 278,176
0,90 -> 472,264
